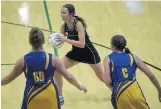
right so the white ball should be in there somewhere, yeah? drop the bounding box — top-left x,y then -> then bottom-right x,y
48,33 -> 64,49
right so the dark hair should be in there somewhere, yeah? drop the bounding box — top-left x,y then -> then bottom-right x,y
29,28 -> 45,50
111,35 -> 131,53
63,4 -> 87,28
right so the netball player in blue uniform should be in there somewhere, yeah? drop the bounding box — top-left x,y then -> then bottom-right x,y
1,28 -> 87,109
55,4 -> 105,104
103,35 -> 161,109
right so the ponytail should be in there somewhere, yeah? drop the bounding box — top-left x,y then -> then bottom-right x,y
74,15 -> 87,29
125,47 -> 131,54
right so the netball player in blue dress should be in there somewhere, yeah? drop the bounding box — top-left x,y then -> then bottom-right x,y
1,28 -> 87,109
103,35 -> 161,109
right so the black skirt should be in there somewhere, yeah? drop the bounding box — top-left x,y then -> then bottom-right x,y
66,42 -> 101,64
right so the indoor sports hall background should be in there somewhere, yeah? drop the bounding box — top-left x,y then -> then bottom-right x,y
1,1 -> 161,109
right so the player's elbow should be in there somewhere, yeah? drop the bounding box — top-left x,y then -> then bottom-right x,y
66,75 -> 73,81
1,77 -> 11,85
149,74 -> 155,81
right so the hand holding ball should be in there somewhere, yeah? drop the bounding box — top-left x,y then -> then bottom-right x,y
48,33 -> 64,49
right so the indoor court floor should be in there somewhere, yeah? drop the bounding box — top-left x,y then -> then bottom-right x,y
1,1 -> 161,109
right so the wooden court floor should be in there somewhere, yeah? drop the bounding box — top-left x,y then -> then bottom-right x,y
1,1 -> 161,109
